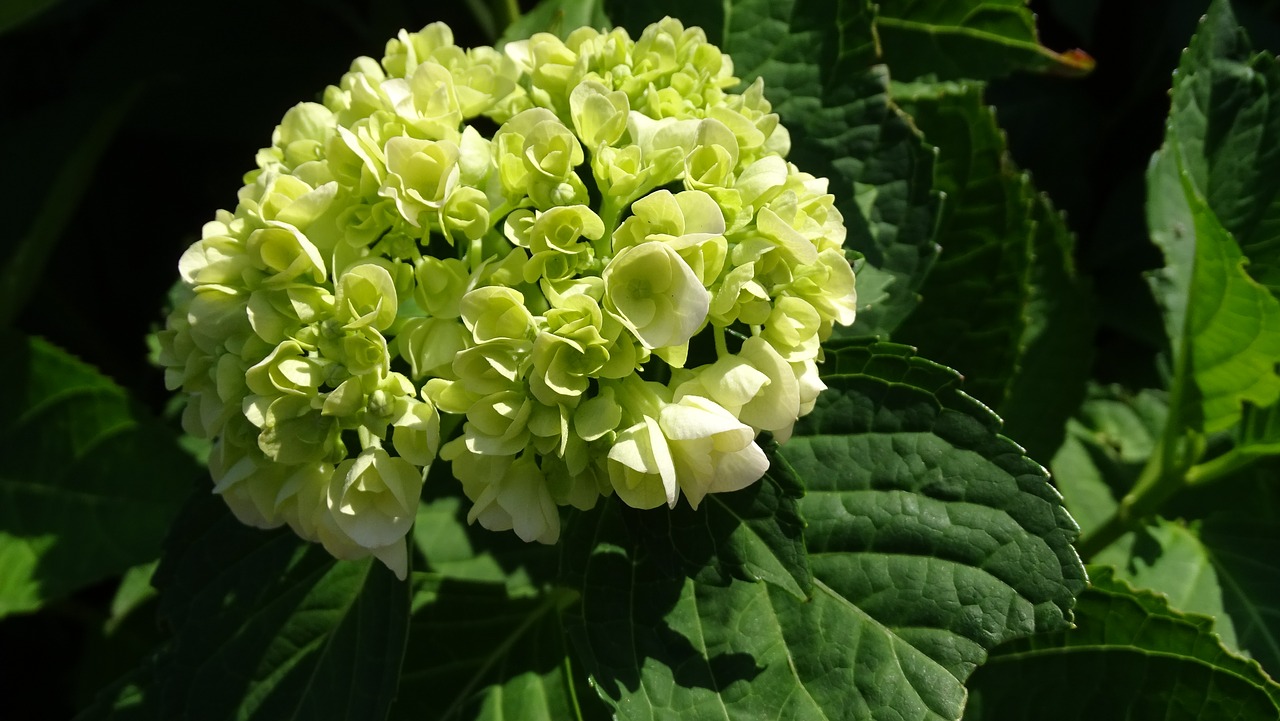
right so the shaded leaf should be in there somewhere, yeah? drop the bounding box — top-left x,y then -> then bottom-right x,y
0,83 -> 141,326
997,195 -> 1095,462
1092,511 -> 1280,679
390,576 -> 605,721
499,0 -> 609,45
147,492 -> 410,721
413,475 -> 558,592
1200,514 -> 1280,678
73,666 -> 156,721
875,0 -> 1094,82
401,460 -> 603,721
623,460 -> 810,598
964,567 -> 1280,720
1237,402 -> 1280,455
0,333 -> 196,618
892,81 -> 1036,407
0,0 -> 65,35
107,562 -> 159,633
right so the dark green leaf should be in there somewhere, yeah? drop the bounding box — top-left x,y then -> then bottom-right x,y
997,195 -> 1095,462
390,576 -> 604,721
0,333 -> 197,618
964,567 -> 1280,720
402,469 -> 602,720
622,460 -> 811,598
74,666 -> 156,721
499,0 -> 609,45
891,81 -> 1036,407
875,0 -> 1094,82
0,84 -> 141,326
564,502 -> 967,721
608,0 -> 942,336
147,492 -> 410,721
0,0 -> 65,35
413,491 -> 557,592
793,341 -> 1086,655
1201,513 -> 1280,678
566,341 -> 1084,720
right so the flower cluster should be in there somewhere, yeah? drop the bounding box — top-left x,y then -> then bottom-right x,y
158,18 -> 856,578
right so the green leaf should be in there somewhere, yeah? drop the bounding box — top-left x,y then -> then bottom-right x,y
793,341 -> 1086,656
0,0 -> 64,35
401,467 -> 605,721
1095,518 -> 1237,644
0,83 -> 142,326
1048,385 -> 1168,537
1159,0 -> 1280,296
1149,151 -> 1280,435
964,567 -> 1280,720
997,196 -> 1096,462
1147,0 -> 1280,435
107,561 -> 159,633
887,86 -> 1093,439
1100,511 -> 1280,680
1200,513 -> 1280,678
891,81 -> 1036,407
390,576 -> 605,721
566,341 -> 1084,720
621,459 -> 811,598
608,0 -> 942,337
0,333 -> 197,618
499,0 -> 609,45
874,0 -> 1094,82
564,502 -> 970,720
1238,402 -> 1280,455
146,492 -> 410,721
413,480 -> 558,592
74,666 -> 156,721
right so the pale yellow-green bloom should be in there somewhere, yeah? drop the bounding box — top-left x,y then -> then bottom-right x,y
603,241 -> 710,352
161,15 -> 856,569
326,448 -> 424,579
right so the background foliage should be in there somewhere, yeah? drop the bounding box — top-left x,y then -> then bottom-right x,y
4,0 -> 1280,719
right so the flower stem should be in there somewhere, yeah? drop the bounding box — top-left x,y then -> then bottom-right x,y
1185,443 -> 1277,485
713,326 -> 729,358
500,0 -> 522,32
1075,425 -> 1204,560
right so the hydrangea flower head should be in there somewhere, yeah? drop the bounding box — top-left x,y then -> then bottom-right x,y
159,18 -> 857,578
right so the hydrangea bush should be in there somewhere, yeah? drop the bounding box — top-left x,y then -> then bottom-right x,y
157,19 -> 856,577
16,1 -> 1280,718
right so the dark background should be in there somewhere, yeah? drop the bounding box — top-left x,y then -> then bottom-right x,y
2,0 -> 1280,717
